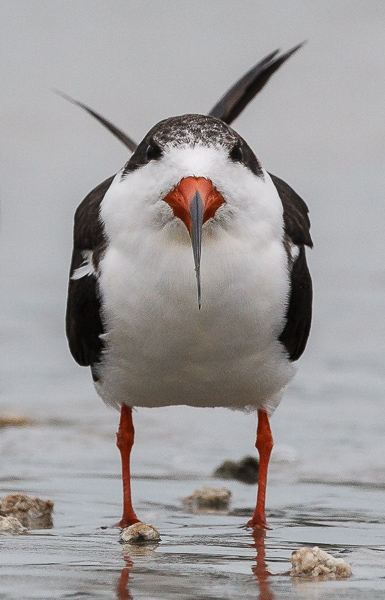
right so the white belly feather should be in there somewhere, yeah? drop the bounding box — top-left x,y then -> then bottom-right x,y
96,222 -> 294,413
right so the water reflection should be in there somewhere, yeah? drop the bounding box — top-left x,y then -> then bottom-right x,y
116,533 -> 274,600
251,530 -> 275,600
116,554 -> 133,600
116,543 -> 159,600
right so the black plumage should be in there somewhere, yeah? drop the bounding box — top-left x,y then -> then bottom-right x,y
54,90 -> 137,153
208,43 -> 305,124
269,174 -> 313,360
66,177 -> 112,374
279,245 -> 312,361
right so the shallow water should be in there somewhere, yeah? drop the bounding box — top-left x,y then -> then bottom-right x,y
0,385 -> 384,599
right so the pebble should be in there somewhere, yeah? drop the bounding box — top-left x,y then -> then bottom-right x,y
182,486 -> 232,513
213,456 -> 259,484
0,493 -> 54,529
0,414 -> 33,427
120,522 -> 161,544
0,515 -> 26,535
291,546 -> 352,578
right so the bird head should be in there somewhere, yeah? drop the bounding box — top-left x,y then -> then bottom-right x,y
101,114 -> 279,308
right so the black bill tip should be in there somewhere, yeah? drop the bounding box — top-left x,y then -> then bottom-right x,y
190,191 -> 204,309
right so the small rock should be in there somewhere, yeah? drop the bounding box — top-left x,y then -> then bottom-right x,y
182,486 -> 231,513
1,494 -> 54,529
120,522 -> 161,544
213,456 -> 259,484
0,515 -> 26,535
291,546 -> 352,578
0,414 -> 33,428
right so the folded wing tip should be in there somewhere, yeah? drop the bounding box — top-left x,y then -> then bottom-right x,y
53,89 -> 138,152
208,41 -> 307,124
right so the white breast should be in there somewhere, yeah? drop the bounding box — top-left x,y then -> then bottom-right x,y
94,149 -> 295,413
96,217 -> 294,413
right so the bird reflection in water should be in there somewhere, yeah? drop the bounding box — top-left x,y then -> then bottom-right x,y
115,533 -> 274,599
116,543 -> 159,600
116,554 -> 133,600
251,529 -> 275,600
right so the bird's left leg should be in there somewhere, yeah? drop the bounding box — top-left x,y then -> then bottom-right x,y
246,409 -> 273,529
116,405 -> 140,528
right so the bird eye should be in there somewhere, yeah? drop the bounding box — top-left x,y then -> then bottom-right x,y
146,140 -> 162,161
229,143 -> 243,163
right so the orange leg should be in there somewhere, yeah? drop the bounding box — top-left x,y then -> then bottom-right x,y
116,405 -> 140,528
246,410 -> 273,529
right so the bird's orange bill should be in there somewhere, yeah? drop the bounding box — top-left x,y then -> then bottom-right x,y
164,177 -> 224,309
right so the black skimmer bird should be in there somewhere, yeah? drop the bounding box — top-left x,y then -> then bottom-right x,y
64,44 -> 312,530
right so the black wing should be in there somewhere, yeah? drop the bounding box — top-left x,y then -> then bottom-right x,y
208,43 -> 304,125
269,174 -> 313,361
66,176 -> 114,376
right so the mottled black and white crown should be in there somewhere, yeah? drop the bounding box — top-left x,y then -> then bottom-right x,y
123,114 -> 263,178
151,114 -> 238,147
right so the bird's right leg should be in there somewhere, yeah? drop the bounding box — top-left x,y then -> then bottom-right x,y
116,405 -> 140,528
246,409 -> 274,529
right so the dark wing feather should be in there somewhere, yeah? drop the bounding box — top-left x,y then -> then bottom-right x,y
269,174 -> 313,361
66,176 -> 114,373
278,245 -> 312,361
55,90 -> 138,152
208,43 -> 305,125
269,173 -> 312,248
